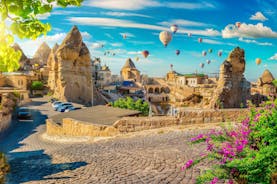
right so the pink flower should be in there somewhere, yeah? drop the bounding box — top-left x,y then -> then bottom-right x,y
228,179 -> 234,184
181,160 -> 194,171
210,177 -> 219,184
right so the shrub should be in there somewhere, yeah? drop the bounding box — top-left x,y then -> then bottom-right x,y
111,97 -> 149,116
31,81 -> 44,90
183,100 -> 277,184
0,153 -> 10,184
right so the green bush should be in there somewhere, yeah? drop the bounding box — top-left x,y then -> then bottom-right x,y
273,79 -> 277,87
31,81 -> 44,90
0,153 -> 10,184
111,97 -> 149,116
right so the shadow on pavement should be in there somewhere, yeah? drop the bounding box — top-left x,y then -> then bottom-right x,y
6,150 -> 87,183
0,109 -> 47,153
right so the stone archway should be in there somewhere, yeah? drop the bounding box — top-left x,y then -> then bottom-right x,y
148,87 -> 153,93
154,87 -> 159,94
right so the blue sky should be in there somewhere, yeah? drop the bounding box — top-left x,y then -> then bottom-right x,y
17,0 -> 277,81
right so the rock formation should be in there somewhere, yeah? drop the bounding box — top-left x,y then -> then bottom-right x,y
120,58 -> 141,82
32,42 -> 51,65
12,43 -> 30,70
209,47 -> 250,108
47,26 -> 92,105
257,69 -> 276,96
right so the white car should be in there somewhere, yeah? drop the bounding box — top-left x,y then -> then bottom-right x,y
52,101 -> 62,108
64,106 -> 82,112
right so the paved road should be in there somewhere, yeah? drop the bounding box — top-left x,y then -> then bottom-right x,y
0,97 -> 209,184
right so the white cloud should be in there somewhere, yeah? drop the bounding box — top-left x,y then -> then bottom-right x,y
105,33 -> 114,39
90,42 -> 105,49
269,53 -> 277,60
86,0 -> 216,10
250,12 -> 268,21
110,43 -> 123,47
119,32 -> 136,38
127,51 -> 141,55
128,41 -> 155,45
222,23 -> 277,38
203,38 -> 236,46
18,33 -> 67,57
68,17 -> 220,36
101,11 -> 151,18
238,37 -> 272,46
158,19 -> 210,27
81,31 -> 92,39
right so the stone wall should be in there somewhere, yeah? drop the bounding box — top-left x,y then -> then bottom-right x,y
46,118 -> 119,137
46,109 -> 250,137
113,117 -> 178,133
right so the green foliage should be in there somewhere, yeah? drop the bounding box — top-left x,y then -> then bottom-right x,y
31,81 -> 44,90
0,0 -> 83,72
273,79 -> 277,87
184,101 -> 277,183
111,97 -> 149,116
0,153 -> 10,184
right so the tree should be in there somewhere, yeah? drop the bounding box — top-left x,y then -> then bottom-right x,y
111,97 -> 149,116
273,79 -> 277,87
31,81 -> 44,90
0,0 -> 83,72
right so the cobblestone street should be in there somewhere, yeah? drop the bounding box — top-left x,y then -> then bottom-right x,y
0,98 -> 211,184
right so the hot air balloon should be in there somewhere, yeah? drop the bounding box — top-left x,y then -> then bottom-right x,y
208,49 -> 213,53
170,24 -> 178,33
135,57 -> 140,62
235,22 -> 241,28
256,58 -> 262,65
142,50 -> 149,58
202,51 -> 207,56
112,53 -> 116,56
188,33 -> 192,37
104,52 -> 106,56
199,63 -> 205,68
176,50 -> 180,56
170,64 -> 173,70
159,31 -> 172,47
206,60 -> 211,64
218,50 -> 222,57
122,34 -> 127,39
198,37 -> 203,43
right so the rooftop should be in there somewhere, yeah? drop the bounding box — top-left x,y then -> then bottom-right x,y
50,105 -> 141,126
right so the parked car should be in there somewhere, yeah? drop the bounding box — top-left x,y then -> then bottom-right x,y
52,101 -> 62,109
54,102 -> 73,111
17,107 -> 32,119
64,106 -> 82,112
57,104 -> 74,112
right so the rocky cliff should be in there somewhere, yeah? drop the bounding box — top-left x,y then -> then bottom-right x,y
209,47 -> 251,108
12,43 -> 30,70
32,42 -> 51,65
47,26 -> 93,105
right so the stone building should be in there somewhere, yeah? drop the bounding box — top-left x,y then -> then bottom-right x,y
97,65 -> 112,87
47,26 -> 93,105
120,58 -> 141,82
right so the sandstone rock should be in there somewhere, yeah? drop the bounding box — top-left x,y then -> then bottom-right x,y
47,26 -> 93,105
260,69 -> 275,84
209,47 -> 251,108
32,42 -> 51,65
12,43 -> 29,70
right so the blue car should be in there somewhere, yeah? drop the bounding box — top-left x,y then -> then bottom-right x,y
56,103 -> 73,112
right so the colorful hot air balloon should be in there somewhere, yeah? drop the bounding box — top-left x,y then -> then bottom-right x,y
135,57 -> 140,62
159,31 -> 172,47
123,34 -> 127,39
170,64 -> 173,70
206,60 -> 211,64
199,63 -> 205,68
256,58 -> 262,65
142,50 -> 149,58
218,50 -> 222,57
187,33 -> 192,37
170,24 -> 178,33
176,50 -> 180,56
235,22 -> 241,28
198,37 -> 203,43
202,51 -> 207,56
208,49 -> 213,53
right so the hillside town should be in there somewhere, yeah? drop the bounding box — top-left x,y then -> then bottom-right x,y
0,4 -> 277,183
